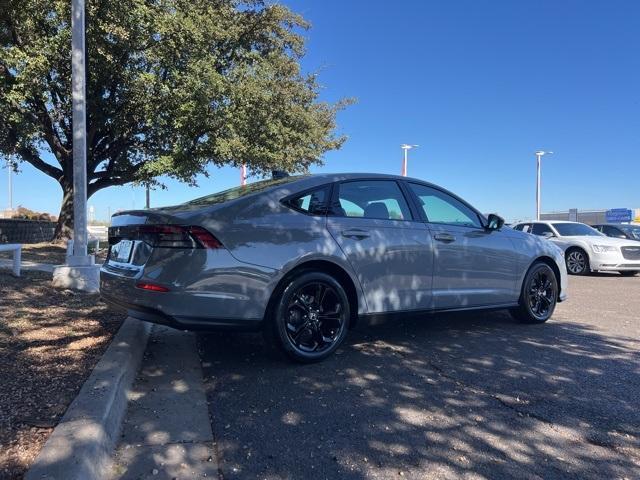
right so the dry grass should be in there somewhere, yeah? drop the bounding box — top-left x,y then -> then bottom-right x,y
0,242 -> 107,266
0,270 -> 124,479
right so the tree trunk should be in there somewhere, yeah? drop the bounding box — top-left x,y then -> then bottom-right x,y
52,185 -> 74,242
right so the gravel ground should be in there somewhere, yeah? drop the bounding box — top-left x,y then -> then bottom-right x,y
0,270 -> 124,480
198,273 -> 640,479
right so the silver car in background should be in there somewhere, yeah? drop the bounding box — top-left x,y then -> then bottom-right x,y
100,173 -> 568,362
513,221 -> 640,276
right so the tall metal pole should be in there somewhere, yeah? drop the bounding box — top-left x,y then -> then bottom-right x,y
71,0 -> 88,259
400,144 -> 418,177
402,149 -> 408,177
536,152 -> 541,221
145,184 -> 150,209
535,150 -> 553,221
240,164 -> 247,186
7,161 -> 12,212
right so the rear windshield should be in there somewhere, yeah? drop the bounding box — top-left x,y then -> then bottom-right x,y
183,175 -> 304,206
553,223 -> 603,237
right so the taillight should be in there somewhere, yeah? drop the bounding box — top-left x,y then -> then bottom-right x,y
136,282 -> 170,292
116,225 -> 224,249
188,226 -> 224,249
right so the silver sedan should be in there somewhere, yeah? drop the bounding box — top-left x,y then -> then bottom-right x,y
100,173 -> 568,362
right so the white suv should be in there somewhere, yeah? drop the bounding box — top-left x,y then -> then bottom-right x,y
513,221 -> 640,276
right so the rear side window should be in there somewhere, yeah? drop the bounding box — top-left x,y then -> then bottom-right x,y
334,180 -> 412,220
285,186 -> 329,215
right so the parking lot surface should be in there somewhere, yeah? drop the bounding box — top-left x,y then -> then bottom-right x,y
198,274 -> 639,480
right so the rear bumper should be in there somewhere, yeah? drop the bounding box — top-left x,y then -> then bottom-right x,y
99,247 -> 278,331
101,291 -> 263,331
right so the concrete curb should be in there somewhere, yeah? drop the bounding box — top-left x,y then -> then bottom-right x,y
25,317 -> 152,480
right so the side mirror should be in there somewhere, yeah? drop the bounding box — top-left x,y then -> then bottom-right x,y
543,231 -> 555,239
486,213 -> 505,230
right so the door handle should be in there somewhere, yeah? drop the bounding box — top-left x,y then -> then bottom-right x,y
434,233 -> 455,243
341,229 -> 370,240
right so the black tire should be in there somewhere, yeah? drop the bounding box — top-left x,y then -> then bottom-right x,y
510,262 -> 558,324
265,271 -> 350,363
565,248 -> 590,275
620,271 -> 638,277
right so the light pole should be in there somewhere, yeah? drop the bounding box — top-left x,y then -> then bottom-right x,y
52,0 -> 100,292
70,0 -> 88,259
535,150 -> 553,220
401,144 -> 418,177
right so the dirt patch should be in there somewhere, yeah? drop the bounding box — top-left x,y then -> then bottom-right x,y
0,242 -> 108,265
0,270 -> 124,479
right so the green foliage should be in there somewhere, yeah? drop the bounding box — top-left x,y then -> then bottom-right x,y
0,0 -> 350,199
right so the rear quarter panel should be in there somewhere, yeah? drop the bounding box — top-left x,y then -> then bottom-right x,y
181,184 -> 369,314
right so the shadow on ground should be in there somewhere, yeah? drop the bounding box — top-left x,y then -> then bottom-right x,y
198,309 -> 640,480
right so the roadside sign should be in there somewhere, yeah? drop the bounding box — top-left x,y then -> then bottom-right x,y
605,208 -> 633,223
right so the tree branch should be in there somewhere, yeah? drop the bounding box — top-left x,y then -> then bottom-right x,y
17,146 -> 64,182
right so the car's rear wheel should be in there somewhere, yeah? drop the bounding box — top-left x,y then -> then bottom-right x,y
565,248 -> 589,275
620,271 -> 638,277
510,262 -> 558,324
267,272 -> 350,363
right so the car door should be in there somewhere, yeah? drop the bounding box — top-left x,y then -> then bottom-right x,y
406,183 -> 518,309
326,179 -> 433,313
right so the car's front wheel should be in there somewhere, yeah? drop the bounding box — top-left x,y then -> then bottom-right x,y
267,272 -> 350,363
510,261 -> 558,324
565,248 -> 590,275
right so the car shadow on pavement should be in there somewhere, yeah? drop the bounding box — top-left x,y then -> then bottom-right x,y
198,310 -> 640,480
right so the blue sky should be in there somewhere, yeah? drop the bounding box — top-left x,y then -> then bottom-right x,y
3,0 -> 639,222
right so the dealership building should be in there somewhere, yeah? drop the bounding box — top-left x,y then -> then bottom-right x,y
540,208 -> 640,225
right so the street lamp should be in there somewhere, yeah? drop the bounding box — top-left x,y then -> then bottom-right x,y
401,144 -> 418,177
535,150 -> 553,220
52,0 -> 100,292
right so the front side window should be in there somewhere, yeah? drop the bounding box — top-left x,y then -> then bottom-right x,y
603,226 -> 626,238
408,183 -> 482,228
620,225 -> 640,240
286,186 -> 329,215
334,181 -> 412,220
531,223 -> 554,236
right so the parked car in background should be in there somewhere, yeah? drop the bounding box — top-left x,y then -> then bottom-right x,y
592,223 -> 640,242
513,221 -> 640,277
101,173 -> 567,362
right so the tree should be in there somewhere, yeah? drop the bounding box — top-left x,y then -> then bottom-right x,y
0,0 -> 350,240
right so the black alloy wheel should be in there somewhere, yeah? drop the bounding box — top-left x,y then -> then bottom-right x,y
510,262 -> 558,324
270,272 -> 350,363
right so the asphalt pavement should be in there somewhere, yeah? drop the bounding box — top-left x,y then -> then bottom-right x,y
198,274 -> 640,480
